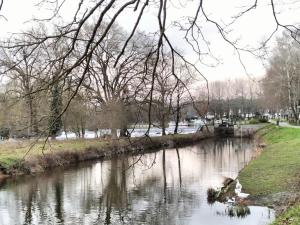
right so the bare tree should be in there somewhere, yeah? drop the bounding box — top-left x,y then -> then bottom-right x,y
172,66 -> 192,134
263,32 -> 300,122
1,0 -> 300,139
81,24 -> 150,138
153,58 -> 174,135
0,45 -> 46,136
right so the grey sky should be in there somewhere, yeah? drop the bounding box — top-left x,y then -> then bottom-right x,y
1,0 -> 300,81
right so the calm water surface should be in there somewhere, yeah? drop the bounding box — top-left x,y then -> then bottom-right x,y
0,138 -> 275,225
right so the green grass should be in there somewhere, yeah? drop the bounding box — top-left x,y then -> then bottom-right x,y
240,125 -> 300,195
238,125 -> 300,224
0,138 -> 110,168
271,204 -> 300,225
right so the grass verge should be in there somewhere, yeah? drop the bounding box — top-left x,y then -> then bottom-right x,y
238,125 -> 300,224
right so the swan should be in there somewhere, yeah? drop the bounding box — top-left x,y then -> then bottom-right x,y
235,179 -> 242,194
235,179 -> 250,198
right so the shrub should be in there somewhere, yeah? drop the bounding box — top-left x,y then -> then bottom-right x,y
0,127 -> 10,139
259,117 -> 268,123
249,118 -> 259,124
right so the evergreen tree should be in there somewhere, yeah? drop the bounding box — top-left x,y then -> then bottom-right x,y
49,81 -> 62,138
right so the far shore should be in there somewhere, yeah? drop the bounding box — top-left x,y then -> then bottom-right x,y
0,124 -> 265,181
0,131 -> 214,177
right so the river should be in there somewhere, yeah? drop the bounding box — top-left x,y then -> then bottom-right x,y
0,138 -> 274,225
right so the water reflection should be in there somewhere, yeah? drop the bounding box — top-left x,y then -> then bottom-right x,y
225,205 -> 251,218
0,138 -> 275,225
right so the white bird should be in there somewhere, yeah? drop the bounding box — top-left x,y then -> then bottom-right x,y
235,179 -> 250,198
235,179 -> 242,194
238,192 -> 250,198
227,197 -> 235,204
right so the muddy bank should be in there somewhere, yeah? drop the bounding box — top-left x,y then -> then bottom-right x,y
248,192 -> 300,214
0,132 -> 214,178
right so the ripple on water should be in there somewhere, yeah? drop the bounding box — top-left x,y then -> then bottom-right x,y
0,138 -> 275,225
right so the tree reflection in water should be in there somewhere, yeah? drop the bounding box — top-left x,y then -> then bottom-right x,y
54,177 -> 64,224
0,138 -> 274,225
216,205 -> 251,218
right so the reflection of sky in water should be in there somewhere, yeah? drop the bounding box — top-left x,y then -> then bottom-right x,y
0,138 -> 275,225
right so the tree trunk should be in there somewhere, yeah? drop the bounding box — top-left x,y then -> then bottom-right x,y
161,113 -> 166,136
286,68 -> 298,122
111,128 -> 118,139
31,102 -> 39,135
161,99 -> 166,136
25,93 -> 38,136
80,118 -> 85,139
63,123 -> 68,139
76,126 -> 81,138
49,82 -> 63,138
81,128 -> 85,139
174,92 -> 180,134
120,127 -> 129,137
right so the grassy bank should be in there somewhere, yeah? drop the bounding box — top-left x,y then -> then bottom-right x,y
0,132 -> 213,176
270,205 -> 300,225
238,125 -> 300,224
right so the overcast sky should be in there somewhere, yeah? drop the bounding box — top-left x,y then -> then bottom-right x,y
1,0 -> 300,82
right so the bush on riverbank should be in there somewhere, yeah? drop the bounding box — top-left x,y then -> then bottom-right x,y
248,118 -> 259,124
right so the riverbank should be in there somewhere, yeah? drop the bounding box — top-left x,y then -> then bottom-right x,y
0,131 -> 214,177
239,125 -> 300,224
